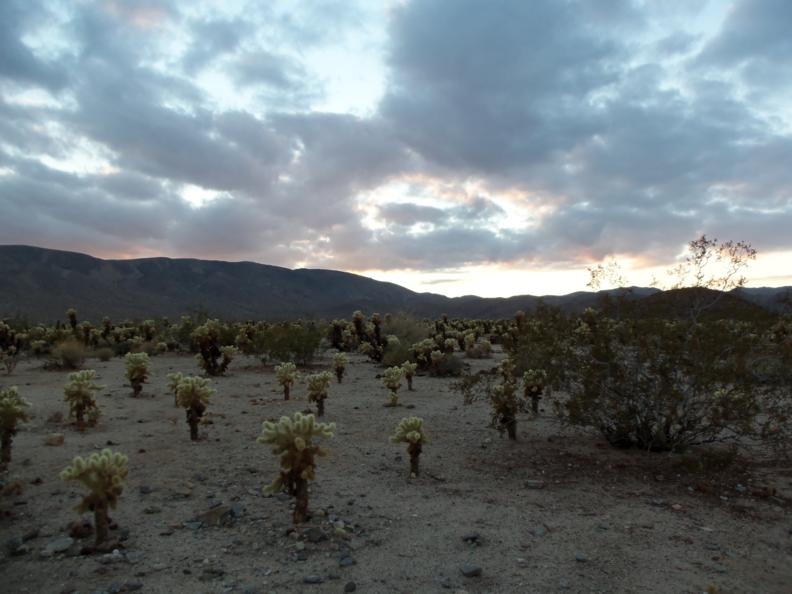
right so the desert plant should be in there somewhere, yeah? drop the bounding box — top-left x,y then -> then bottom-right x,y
332,353 -> 347,383
52,339 -> 86,369
176,376 -> 214,441
274,362 -> 298,400
0,386 -> 29,467
60,449 -> 128,547
390,416 -> 427,477
64,370 -> 103,430
306,371 -> 333,416
166,371 -> 184,406
95,347 -> 113,362
124,352 -> 150,397
192,319 -> 233,375
257,412 -> 335,524
382,366 -> 405,406
0,346 -> 19,375
402,361 -> 417,391
522,368 -> 547,414
489,360 -> 521,439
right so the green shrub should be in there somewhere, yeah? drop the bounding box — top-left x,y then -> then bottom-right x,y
51,339 -> 86,370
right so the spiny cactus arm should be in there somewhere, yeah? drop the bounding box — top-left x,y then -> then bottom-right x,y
0,386 -> 30,431
60,449 -> 128,510
175,376 -> 214,408
390,416 -> 427,444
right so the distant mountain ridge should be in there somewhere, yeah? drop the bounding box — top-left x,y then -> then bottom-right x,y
0,245 -> 789,322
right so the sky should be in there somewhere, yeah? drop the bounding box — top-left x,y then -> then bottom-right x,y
1,0 -> 791,297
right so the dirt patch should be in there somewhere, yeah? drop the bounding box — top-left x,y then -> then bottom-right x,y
1,351 -> 791,593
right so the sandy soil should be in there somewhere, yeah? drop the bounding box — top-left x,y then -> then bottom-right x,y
1,349 -> 791,594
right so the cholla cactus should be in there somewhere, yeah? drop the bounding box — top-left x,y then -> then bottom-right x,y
402,361 -> 418,391
176,376 -> 214,440
64,370 -> 103,430
166,372 -> 184,407
390,416 -> 427,477
257,412 -> 335,524
124,352 -> 150,397
443,338 -> 457,354
306,371 -> 333,416
332,353 -> 347,383
522,369 -> 547,414
0,386 -> 29,467
191,319 -> 233,375
274,362 -> 298,400
1,346 -> 19,375
220,345 -> 238,372
382,366 -> 405,406
60,449 -> 128,546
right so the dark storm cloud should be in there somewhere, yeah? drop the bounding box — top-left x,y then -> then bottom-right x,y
1,0 -> 791,283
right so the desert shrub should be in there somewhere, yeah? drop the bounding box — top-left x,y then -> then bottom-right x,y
257,412 -> 334,523
176,376 -> 214,440
95,347 -> 113,362
64,369 -> 102,429
124,352 -> 150,397
261,323 -> 321,365
192,319 -> 235,375
274,362 -> 299,400
390,416 -> 427,477
429,352 -> 465,377
0,386 -> 29,467
61,449 -> 128,547
332,353 -> 347,383
0,346 -> 19,375
51,339 -> 86,370
306,371 -> 333,416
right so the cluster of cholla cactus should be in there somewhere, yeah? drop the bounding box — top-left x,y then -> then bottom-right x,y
192,320 -> 236,376
332,353 -> 347,383
60,449 -> 128,547
274,362 -> 298,400
166,371 -> 184,406
257,412 -> 335,523
64,370 -> 103,430
390,416 -> 427,477
306,371 -> 333,416
0,345 -> 19,375
402,361 -> 417,391
175,376 -> 214,440
0,386 -> 29,468
124,352 -> 150,397
522,368 -> 547,414
382,366 -> 405,406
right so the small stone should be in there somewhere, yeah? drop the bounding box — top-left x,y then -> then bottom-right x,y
125,551 -> 144,564
574,552 -> 587,562
735,484 -> 747,494
650,498 -> 666,507
41,536 -> 74,557
138,485 -> 153,495
344,582 -> 356,592
45,433 -> 65,446
122,582 -> 143,592
6,536 -> 27,556
339,555 -> 356,567
304,526 -> 326,543
460,563 -> 482,577
195,505 -> 234,527
143,506 -> 161,514
524,480 -> 546,489
559,577 -> 571,590
530,525 -> 547,537
302,575 -> 323,584
461,532 -> 481,544
183,521 -> 203,531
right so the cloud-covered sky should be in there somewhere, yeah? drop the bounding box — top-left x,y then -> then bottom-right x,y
1,0 -> 791,296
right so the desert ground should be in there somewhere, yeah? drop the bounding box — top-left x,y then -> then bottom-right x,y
1,349 -> 790,594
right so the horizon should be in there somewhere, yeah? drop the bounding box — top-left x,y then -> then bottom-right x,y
2,1 -> 791,297
4,242 -> 790,300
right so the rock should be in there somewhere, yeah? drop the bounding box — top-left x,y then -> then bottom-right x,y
304,526 -> 326,543
138,485 -> 153,495
125,551 -> 144,564
41,536 -> 74,557
524,480 -> 546,489
195,505 -> 235,527
344,581 -> 357,592
339,555 -> 356,567
574,552 -> 588,562
460,563 -> 482,577
183,521 -> 203,531
529,525 -> 547,537
6,536 -> 28,556
735,484 -> 747,494
69,519 -> 93,539
45,433 -> 65,446
461,532 -> 481,544
650,498 -> 666,507
302,575 -> 323,584
143,506 -> 161,514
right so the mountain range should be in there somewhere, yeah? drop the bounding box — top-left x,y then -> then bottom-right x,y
0,245 -> 789,323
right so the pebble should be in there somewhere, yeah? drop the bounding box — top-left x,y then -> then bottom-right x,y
344,582 -> 357,592
574,552 -> 588,562
302,575 -> 323,584
530,525 -> 547,537
524,479 -> 546,489
6,536 -> 28,556
461,531 -> 481,544
45,433 -> 65,446
339,555 -> 356,567
459,563 -> 482,577
41,536 -> 74,557
304,527 -> 326,543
